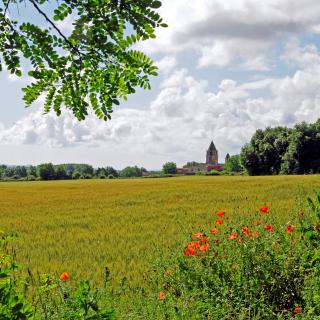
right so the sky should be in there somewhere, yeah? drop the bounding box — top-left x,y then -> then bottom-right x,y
1,0 -> 320,169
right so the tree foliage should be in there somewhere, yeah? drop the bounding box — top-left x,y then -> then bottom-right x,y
162,162 -> 177,174
224,155 -> 243,173
0,0 -> 166,120
120,166 -> 143,178
240,119 -> 320,175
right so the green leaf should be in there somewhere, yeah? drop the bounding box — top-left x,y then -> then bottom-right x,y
150,1 -> 162,9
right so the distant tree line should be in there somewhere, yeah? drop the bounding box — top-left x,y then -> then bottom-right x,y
240,119 -> 320,175
0,164 -> 150,181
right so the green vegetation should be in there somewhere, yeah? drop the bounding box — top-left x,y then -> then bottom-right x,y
0,0 -> 165,120
152,193 -> 320,319
162,162 -> 177,174
241,119 -> 320,175
1,176 -> 320,318
224,154 -> 243,173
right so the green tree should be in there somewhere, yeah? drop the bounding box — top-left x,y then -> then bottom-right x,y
14,165 -> 27,177
0,0 -> 166,120
183,161 -> 200,168
54,164 -> 69,180
281,120 -> 320,174
162,162 -> 177,174
0,165 -> 6,179
105,166 -> 119,178
120,166 -> 142,178
26,165 -> 36,177
36,163 -> 55,180
224,155 -> 243,173
240,127 -> 291,175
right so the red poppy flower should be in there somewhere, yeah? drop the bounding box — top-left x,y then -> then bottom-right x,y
158,292 -> 166,300
192,232 -> 204,239
228,232 -> 238,240
60,272 -> 69,281
264,224 -> 273,232
293,307 -> 301,313
200,243 -> 209,253
298,210 -> 304,217
216,210 -> 225,217
237,236 -> 243,243
259,206 -> 269,213
184,247 -> 195,256
210,227 -> 219,235
286,224 -> 294,234
216,219 -> 224,225
201,237 -> 209,243
242,226 -> 250,238
252,231 -> 259,239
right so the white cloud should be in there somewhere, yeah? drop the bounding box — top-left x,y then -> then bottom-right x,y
138,0 -> 320,70
155,56 -> 178,75
0,42 -> 319,168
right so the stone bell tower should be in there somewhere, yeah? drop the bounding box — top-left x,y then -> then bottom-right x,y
206,141 -> 218,165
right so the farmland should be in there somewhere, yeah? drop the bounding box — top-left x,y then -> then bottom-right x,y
0,175 -> 320,291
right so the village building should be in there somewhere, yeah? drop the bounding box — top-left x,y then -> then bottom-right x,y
177,141 -> 224,174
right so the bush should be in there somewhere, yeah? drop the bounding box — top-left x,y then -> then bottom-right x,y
27,175 -> 36,181
206,170 -> 221,176
154,192 -> 320,319
108,174 -> 114,179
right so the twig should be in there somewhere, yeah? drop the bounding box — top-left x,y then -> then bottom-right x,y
28,0 -> 81,57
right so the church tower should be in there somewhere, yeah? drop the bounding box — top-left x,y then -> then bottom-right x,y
206,141 -> 218,165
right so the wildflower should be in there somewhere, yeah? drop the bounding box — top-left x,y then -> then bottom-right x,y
216,210 -> 225,217
200,243 -> 209,253
192,232 -> 204,239
252,219 -> 263,226
259,206 -> 269,213
201,237 -> 209,243
298,210 -> 304,217
264,224 -> 273,232
216,219 -> 224,225
162,282 -> 171,290
60,272 -> 69,281
228,232 -> 238,240
158,292 -> 166,300
237,236 -> 243,243
164,269 -> 171,276
188,241 -> 201,249
184,247 -> 195,256
242,226 -> 250,238
293,307 -> 301,313
286,224 -> 294,234
252,231 -> 259,239
210,227 -> 219,235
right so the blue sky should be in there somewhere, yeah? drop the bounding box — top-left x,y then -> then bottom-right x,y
1,0 -> 320,169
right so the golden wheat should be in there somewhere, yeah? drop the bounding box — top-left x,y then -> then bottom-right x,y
0,175 -> 319,289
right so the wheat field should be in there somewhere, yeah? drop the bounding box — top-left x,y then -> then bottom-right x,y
1,175 -> 319,289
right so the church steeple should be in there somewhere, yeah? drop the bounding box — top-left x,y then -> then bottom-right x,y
206,141 -> 218,165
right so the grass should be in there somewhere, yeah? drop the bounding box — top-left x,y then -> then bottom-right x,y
0,175 -> 319,293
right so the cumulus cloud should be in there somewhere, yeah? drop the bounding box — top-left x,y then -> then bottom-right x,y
0,42 -> 319,168
138,0 -> 320,70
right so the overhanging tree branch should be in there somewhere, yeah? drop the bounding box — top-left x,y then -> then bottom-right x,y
28,0 -> 81,57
